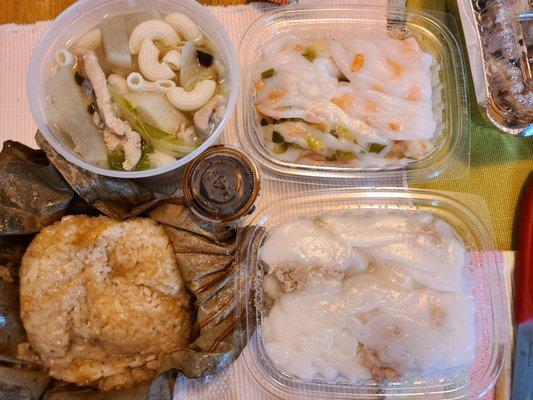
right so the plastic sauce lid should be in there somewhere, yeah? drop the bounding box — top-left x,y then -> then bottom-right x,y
183,145 -> 260,223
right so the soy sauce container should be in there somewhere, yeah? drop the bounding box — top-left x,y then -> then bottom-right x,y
183,145 -> 261,224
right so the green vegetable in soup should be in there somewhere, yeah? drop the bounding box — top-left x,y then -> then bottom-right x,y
108,150 -> 125,171
134,149 -> 151,171
110,87 -> 196,158
123,92 -> 189,136
107,143 -> 152,171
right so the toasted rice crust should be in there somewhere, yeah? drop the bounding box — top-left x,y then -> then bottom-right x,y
19,215 -> 191,390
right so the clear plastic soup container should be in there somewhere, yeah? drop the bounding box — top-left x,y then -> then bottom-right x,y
241,188 -> 507,399
27,0 -> 239,179
237,6 -> 470,183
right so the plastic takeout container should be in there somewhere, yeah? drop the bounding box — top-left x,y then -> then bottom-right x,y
240,188 -> 507,399
237,6 -> 470,183
27,0 -> 239,178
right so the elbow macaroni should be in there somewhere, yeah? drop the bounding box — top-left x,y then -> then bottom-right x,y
126,72 -> 145,92
162,50 -> 181,70
129,20 -> 179,55
108,74 -> 129,94
166,79 -> 216,111
154,80 -> 176,92
74,28 -> 102,51
126,72 -> 175,93
55,49 -> 75,68
138,38 -> 176,81
164,13 -> 203,45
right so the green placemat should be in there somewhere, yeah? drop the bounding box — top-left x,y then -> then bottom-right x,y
407,0 -> 533,250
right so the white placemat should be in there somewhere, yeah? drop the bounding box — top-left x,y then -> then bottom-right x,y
0,2 -> 514,399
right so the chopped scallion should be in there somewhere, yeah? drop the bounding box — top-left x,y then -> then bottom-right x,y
368,143 -> 387,153
261,68 -> 275,79
306,134 -> 326,154
336,151 -> 356,160
334,125 -> 355,142
108,150 -> 125,171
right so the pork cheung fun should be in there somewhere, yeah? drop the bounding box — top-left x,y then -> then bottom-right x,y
254,34 -> 439,167
46,11 -> 227,171
259,212 -> 475,382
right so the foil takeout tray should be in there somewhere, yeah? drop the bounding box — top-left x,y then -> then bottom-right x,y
459,0 -> 533,136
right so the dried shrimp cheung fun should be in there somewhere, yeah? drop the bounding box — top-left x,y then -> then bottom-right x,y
259,211 -> 475,382
254,34 -> 439,167
17,215 -> 192,391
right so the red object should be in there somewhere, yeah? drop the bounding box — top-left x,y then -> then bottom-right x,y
515,175 -> 533,324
